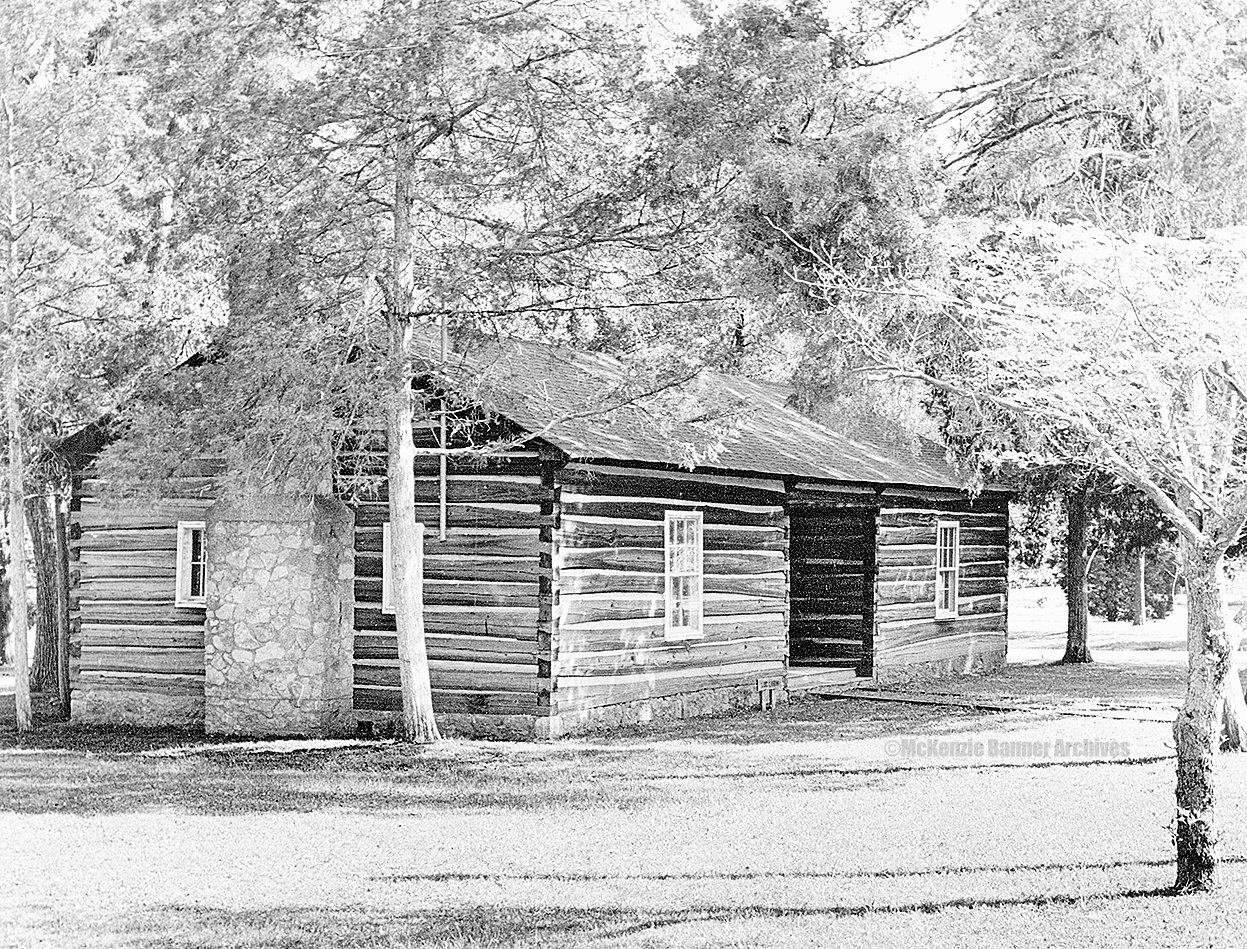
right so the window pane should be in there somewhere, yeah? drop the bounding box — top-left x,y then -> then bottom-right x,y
191,562 -> 205,598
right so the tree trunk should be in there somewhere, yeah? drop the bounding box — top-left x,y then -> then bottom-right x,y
384,118 -> 439,744
1063,485 -> 1092,663
25,492 -> 57,693
0,501 -> 9,666
1133,547 -> 1147,626
51,485 -> 71,716
2,93 -> 31,732
1174,544 -> 1234,892
3,395 -> 30,732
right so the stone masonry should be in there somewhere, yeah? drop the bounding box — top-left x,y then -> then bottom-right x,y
203,495 -> 355,736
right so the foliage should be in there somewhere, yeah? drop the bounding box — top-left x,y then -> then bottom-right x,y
1086,546 -> 1176,621
96,0 -> 721,497
948,0 -> 1247,235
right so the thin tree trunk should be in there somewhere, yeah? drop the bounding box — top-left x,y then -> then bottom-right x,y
1174,544 -> 1234,891
1133,547 -> 1146,626
0,500 -> 8,666
4,400 -> 30,732
51,484 -> 70,716
25,492 -> 56,693
1063,485 -> 1092,663
384,118 -> 438,744
1220,649 -> 1247,752
1,90 -> 31,731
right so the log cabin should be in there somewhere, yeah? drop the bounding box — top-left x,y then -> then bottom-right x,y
60,333 -> 1011,739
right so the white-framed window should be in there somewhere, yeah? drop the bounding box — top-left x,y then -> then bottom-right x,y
175,520 -> 207,607
935,520 -> 960,619
664,510 -> 703,640
382,521 -> 424,615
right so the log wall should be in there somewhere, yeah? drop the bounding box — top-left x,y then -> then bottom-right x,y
69,469 -> 216,725
871,488 -> 1010,683
345,421 -> 549,735
549,463 -> 789,732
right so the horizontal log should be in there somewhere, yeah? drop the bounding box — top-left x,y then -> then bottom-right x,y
557,637 -> 785,677
557,465 -> 786,504
877,612 -> 1007,648
80,625 -> 204,649
788,554 -> 871,574
790,619 -> 864,636
877,560 -> 1006,583
878,593 -> 1010,621
875,544 -> 1006,568
560,498 -> 784,528
876,625 -> 1007,662
961,576 -> 1008,596
76,501 -> 214,530
354,633 -> 538,664
354,578 -> 539,609
78,485 -> 217,507
75,549 -> 181,570
791,575 -> 867,597
72,528 -> 179,552
790,595 -> 866,615
878,489 -> 1008,510
355,537 -> 542,564
79,647 -> 204,676
354,607 -> 540,639
877,581 -> 936,606
786,494 -> 877,510
877,508 -> 1005,528
554,659 -> 783,710
79,603 -> 207,624
353,686 -> 536,716
79,563 -> 177,581
876,565 -> 936,583
354,661 -> 535,693
557,520 -> 786,551
557,571 -> 786,600
960,560 -> 1007,577
75,672 -> 205,696
361,556 -> 543,583
559,547 -> 785,575
559,592 -> 785,627
559,615 -> 786,653
876,526 -> 1007,546
355,478 -> 552,504
790,510 -> 873,531
78,578 -> 177,600
353,503 -> 551,529
338,452 -> 544,480
789,541 -> 871,561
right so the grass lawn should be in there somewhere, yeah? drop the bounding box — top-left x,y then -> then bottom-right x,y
3,590 -> 1247,948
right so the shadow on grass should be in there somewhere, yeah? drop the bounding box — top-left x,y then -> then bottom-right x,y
110,885 -> 1192,949
0,755 -> 656,814
379,855 -> 1232,884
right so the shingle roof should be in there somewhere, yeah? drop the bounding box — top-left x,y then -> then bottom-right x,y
416,330 -> 978,491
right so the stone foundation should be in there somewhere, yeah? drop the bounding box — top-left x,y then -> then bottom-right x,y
203,496 -> 355,736
71,688 -> 203,728
873,646 -> 1006,687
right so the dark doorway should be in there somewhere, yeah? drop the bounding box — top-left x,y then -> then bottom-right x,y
789,505 -> 876,676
